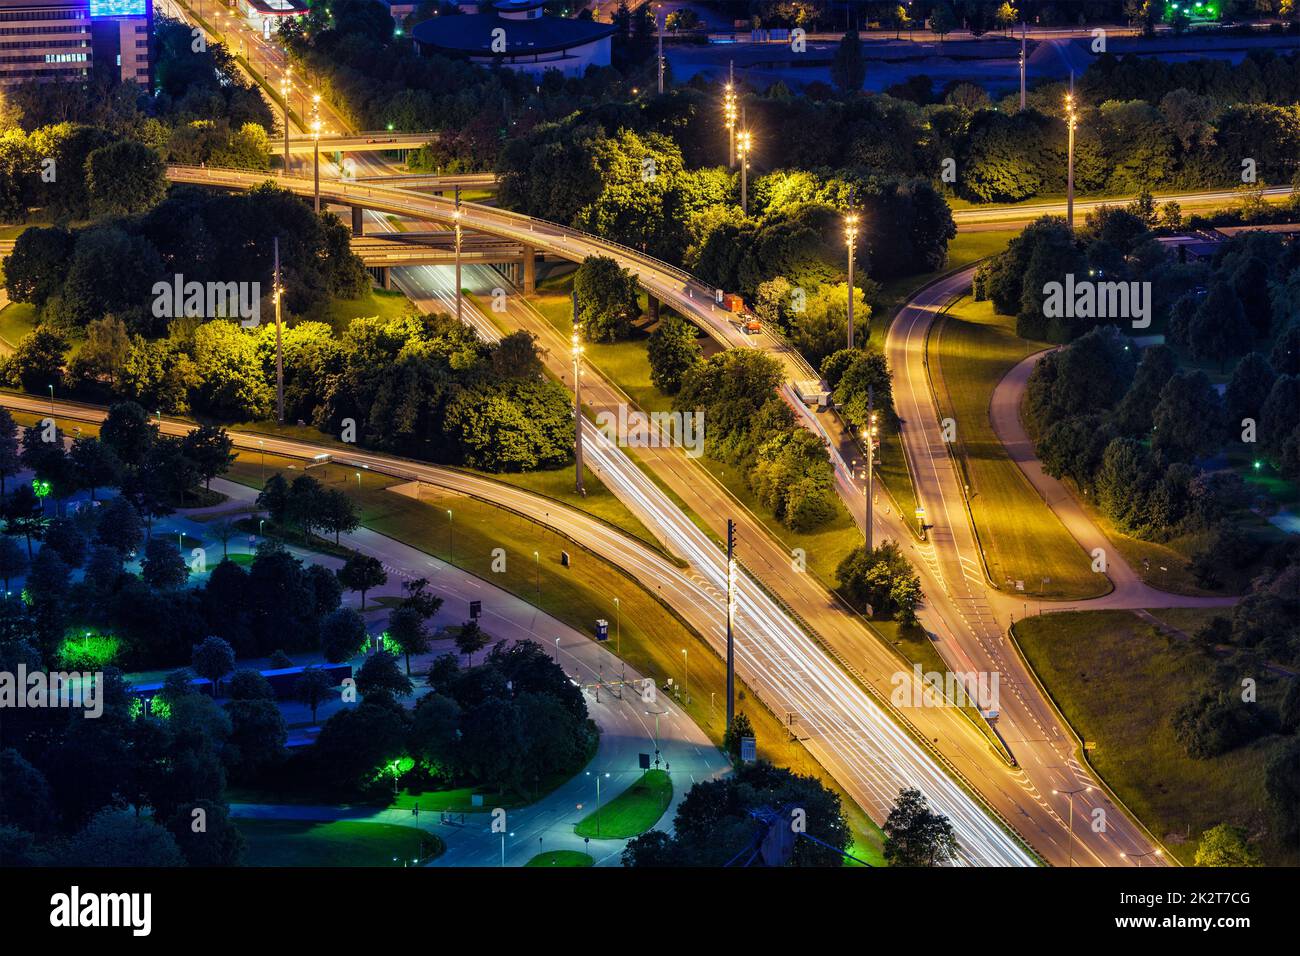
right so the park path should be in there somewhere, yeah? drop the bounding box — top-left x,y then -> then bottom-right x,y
185,478 -> 728,867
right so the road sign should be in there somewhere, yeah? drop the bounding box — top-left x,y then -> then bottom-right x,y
595,619 -> 609,642
561,550 -> 571,567
638,753 -> 651,770
915,507 -> 926,519
740,736 -> 756,763
469,600 -> 482,620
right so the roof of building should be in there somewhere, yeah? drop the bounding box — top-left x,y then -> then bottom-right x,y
412,8 -> 615,57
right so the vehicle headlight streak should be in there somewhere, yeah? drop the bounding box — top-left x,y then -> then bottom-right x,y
320,170 -> 1034,866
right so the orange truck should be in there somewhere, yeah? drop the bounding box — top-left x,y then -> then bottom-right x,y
722,293 -> 762,333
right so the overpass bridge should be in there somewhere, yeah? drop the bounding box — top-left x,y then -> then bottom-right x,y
286,132 -> 435,155
165,164 -> 818,380
349,233 -> 534,288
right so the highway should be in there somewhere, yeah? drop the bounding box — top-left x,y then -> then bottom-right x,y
952,185 -> 1296,231
155,162 -> 1266,865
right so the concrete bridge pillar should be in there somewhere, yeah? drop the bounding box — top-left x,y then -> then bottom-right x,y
647,292 -> 660,323
351,205 -> 365,236
522,245 -> 536,294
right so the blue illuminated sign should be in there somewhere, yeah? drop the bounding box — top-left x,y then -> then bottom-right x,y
90,0 -> 148,16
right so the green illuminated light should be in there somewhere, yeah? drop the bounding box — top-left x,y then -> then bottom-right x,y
32,479 -> 51,498
56,630 -> 120,669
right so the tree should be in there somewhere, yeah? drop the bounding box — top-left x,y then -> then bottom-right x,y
63,808 -> 184,867
455,619 -> 488,666
836,541 -> 923,625
142,536 -> 188,590
224,698 -> 287,779
928,1 -> 957,42
386,605 -> 430,675
68,438 -> 121,501
191,321 -> 272,421
400,577 -> 443,620
337,552 -> 387,610
1265,739 -> 1300,846
317,487 -> 359,545
8,327 -> 67,393
1152,370 -> 1225,462
355,651 -> 414,701
295,666 -> 336,724
85,140 -> 167,217
830,30 -> 866,94
94,495 -> 143,555
3,483 -> 45,558
100,401 -> 157,468
321,606 -> 368,663
647,313 -> 701,394
180,424 -> 235,492
226,669 -> 275,701
573,255 -> 639,342
882,787 -> 959,866
43,517 -> 86,569
1281,678 -> 1300,735
1193,823 -> 1259,867
256,473 -> 291,526
0,535 -> 27,594
1225,352 -> 1276,433
192,636 -> 236,697
166,799 -> 245,867
0,408 -> 21,495
723,710 -> 754,762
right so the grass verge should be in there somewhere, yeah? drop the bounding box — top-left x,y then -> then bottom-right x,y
236,819 -> 445,867
1012,608 -> 1298,865
931,295 -> 1106,600
573,769 -> 672,840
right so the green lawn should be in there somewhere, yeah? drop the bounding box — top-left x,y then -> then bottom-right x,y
574,769 -> 672,840
932,296 -> 1107,600
525,849 -> 593,867
236,819 -> 445,867
0,302 -> 38,352
1012,609 -> 1298,865
307,287 -> 413,333
224,446 -> 883,857
869,229 -> 1019,347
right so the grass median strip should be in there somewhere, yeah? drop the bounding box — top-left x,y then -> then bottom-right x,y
573,769 -> 672,840
236,819 -> 445,867
931,296 -> 1106,600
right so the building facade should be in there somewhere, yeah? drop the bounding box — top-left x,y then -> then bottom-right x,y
412,0 -> 613,79
0,0 -> 150,88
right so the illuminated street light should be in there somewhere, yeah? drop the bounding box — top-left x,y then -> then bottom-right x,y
311,94 -> 322,214
722,80 -> 737,168
844,211 -> 859,349
571,292 -> 585,496
1121,848 -> 1163,867
1064,88 -> 1078,231
862,401 -> 878,551
737,129 -> 753,215
272,237 -> 284,424
586,770 -> 611,837
1053,785 -> 1094,868
279,69 -> 291,171
453,185 -> 463,326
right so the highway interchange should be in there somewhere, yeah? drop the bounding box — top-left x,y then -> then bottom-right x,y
44,5 -> 1266,865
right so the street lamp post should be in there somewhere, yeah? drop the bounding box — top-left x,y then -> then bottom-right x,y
280,69 -> 291,171
310,95 -> 322,214
723,62 -> 736,168
844,211 -> 859,349
47,384 -> 54,418
571,291 -> 585,496
1121,849 -> 1163,867
1053,785 -> 1093,868
589,771 -> 611,838
453,186 -> 463,326
681,648 -> 688,703
737,129 -> 752,215
1064,89 -> 1077,232
862,396 -> 877,551
1018,22 -> 1027,110
446,509 -> 453,564
273,236 -> 284,424
613,596 -> 620,655
656,3 -> 664,95
533,550 -> 540,604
